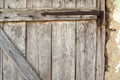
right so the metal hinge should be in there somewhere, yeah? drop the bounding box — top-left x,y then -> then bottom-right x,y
41,10 -> 104,27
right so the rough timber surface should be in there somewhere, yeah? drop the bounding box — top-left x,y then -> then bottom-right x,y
0,0 -> 4,80
0,29 -> 42,80
0,9 -> 97,22
2,0 -> 26,80
27,0 -> 52,80
0,0 -> 105,80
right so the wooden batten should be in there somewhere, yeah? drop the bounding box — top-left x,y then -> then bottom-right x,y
0,9 -> 97,22
0,29 -> 42,80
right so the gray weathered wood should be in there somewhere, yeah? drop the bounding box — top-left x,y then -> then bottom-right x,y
77,0 -> 96,9
0,24 -> 3,80
52,22 -> 75,80
3,23 -> 26,80
52,1 -> 75,80
0,0 -> 4,9
76,1 -> 98,80
0,0 -> 4,80
3,0 -> 26,80
0,23 -> 3,80
5,0 -> 26,9
0,9 -> 97,22
96,0 -> 105,80
0,48 -> 2,80
76,21 -> 97,80
0,28 -> 42,80
27,0 -> 52,80
76,22 -> 85,80
0,0 -> 105,80
27,22 -> 52,80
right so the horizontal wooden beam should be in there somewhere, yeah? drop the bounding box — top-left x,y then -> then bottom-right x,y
0,28 -> 42,80
0,8 -> 97,22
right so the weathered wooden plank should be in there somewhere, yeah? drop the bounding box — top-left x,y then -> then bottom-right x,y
0,0 -> 4,9
5,0 -> 26,9
0,24 -> 3,80
76,21 -> 97,80
3,23 -> 26,80
3,0 -> 26,80
27,0 -> 52,80
27,0 -> 52,8
0,9 -> 97,22
76,1 -> 97,80
76,21 -> 84,80
27,22 -> 51,80
52,22 -> 75,80
0,0 -> 4,80
52,1 -> 75,80
0,48 -> 2,80
96,0 -> 105,80
52,0 -> 64,8
0,29 -> 42,80
65,0 -> 76,8
77,0 -> 96,9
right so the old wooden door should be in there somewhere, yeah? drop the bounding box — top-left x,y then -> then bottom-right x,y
0,0 -> 105,80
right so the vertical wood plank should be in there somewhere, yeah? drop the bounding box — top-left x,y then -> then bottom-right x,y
65,0 -> 76,8
76,21 -> 85,80
77,0 -> 96,9
0,0 -> 4,80
3,0 -> 26,80
52,0 -> 64,8
27,22 -> 51,80
27,0 -> 52,80
3,23 -> 26,80
76,0 -> 97,80
0,28 -> 42,80
76,21 -> 97,80
52,22 -> 75,80
96,28 -> 105,80
5,0 -> 26,9
96,0 -> 105,80
0,49 -> 2,80
52,1 -> 76,80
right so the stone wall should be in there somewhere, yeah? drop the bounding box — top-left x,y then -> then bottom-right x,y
105,0 -> 120,80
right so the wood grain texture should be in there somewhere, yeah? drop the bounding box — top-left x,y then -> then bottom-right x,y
77,0 -> 96,9
52,1 -> 75,80
52,22 -> 75,80
0,29 -> 42,80
0,27 -> 3,80
0,0 -> 4,80
96,0 -> 105,80
3,23 -> 26,80
4,0 -> 26,9
27,22 -> 51,80
76,21 -> 97,80
76,1 -> 98,80
0,0 -> 105,80
76,21 -> 85,80
0,48 -> 3,80
27,0 -> 52,80
3,0 -> 26,80
0,9 -> 97,22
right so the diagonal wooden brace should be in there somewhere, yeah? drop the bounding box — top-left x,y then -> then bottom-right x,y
0,28 -> 42,80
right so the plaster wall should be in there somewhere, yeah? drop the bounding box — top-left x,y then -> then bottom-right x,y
106,0 -> 120,80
